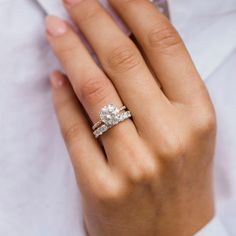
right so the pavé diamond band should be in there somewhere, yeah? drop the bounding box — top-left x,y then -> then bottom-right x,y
93,104 -> 132,138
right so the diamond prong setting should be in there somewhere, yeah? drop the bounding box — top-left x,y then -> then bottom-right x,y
99,104 -> 120,126
93,104 -> 132,138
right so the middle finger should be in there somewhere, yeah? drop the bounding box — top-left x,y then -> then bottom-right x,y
64,0 -> 171,131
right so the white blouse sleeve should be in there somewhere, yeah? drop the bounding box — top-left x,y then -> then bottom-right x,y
195,218 -> 229,236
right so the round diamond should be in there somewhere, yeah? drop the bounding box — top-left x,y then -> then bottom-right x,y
100,104 -> 120,126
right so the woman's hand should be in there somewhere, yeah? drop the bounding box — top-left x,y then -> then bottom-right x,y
45,0 -> 216,235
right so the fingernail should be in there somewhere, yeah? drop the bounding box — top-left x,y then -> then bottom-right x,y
50,72 -> 65,89
45,15 -> 67,37
64,0 -> 84,7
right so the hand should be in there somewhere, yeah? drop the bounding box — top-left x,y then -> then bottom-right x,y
45,0 -> 216,235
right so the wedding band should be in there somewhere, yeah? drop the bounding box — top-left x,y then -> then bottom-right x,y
93,104 -> 132,138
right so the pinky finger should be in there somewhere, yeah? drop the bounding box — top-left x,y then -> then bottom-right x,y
50,71 -> 110,193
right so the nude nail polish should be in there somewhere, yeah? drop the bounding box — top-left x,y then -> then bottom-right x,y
45,16 -> 67,37
50,72 -> 65,89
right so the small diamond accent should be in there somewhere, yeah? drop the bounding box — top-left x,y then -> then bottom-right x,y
93,110 -> 132,138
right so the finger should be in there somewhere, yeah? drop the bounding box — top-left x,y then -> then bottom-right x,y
50,73 -> 148,182
50,71 -> 111,192
109,0 -> 210,104
45,16 -> 121,124
63,0 -> 171,131
45,16 -> 139,171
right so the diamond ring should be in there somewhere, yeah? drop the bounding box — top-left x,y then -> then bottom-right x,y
92,105 -> 126,130
93,104 -> 132,138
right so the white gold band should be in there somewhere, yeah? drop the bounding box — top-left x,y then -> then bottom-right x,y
93,110 -> 132,138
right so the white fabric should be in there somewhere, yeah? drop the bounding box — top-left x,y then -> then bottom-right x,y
0,0 -> 235,235
195,218 -> 229,236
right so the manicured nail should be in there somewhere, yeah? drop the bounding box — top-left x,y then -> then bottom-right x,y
50,72 -> 65,89
64,0 -> 84,7
45,15 -> 67,37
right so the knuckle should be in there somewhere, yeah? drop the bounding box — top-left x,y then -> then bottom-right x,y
79,77 -> 110,106
107,45 -> 141,73
63,122 -> 81,145
147,23 -> 182,52
93,181 -> 126,205
159,134 -> 185,159
194,110 -> 217,136
128,160 -> 157,184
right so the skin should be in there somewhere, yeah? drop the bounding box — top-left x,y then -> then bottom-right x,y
45,0 -> 216,235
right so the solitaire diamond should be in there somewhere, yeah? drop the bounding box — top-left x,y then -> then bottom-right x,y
100,104 -> 120,126
93,104 -> 132,138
